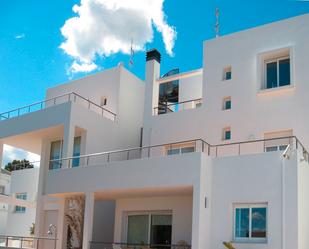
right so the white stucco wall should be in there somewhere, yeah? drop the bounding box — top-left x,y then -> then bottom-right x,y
298,152 -> 309,249
0,172 -> 10,235
209,151 -> 298,249
6,168 -> 39,236
143,14 -> 309,150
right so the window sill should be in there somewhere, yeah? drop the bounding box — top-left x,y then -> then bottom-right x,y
258,84 -> 295,96
232,239 -> 267,244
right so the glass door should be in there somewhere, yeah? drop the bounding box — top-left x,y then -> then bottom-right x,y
151,215 -> 172,248
127,213 -> 172,248
127,215 -> 149,245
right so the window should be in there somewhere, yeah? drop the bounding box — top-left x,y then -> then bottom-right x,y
167,146 -> 195,155
100,97 -> 107,106
49,140 -> 63,170
72,137 -> 81,167
223,97 -> 232,110
264,130 -> 292,153
265,145 -> 287,152
234,204 -> 267,242
49,136 -> 81,169
15,193 -> 27,213
127,213 -> 172,246
223,127 -> 231,140
223,67 -> 232,81
265,57 -> 290,89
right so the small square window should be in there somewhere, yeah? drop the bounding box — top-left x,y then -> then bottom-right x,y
100,97 -> 107,106
223,97 -> 232,110
223,67 -> 232,81
223,127 -> 231,140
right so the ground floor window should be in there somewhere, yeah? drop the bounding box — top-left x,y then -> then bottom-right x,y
234,204 -> 267,242
126,212 -> 172,246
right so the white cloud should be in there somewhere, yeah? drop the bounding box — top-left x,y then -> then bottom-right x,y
15,34 -> 25,40
60,0 -> 177,73
2,145 -> 40,168
70,61 -> 98,73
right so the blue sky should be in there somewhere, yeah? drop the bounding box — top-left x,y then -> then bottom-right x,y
0,0 -> 309,164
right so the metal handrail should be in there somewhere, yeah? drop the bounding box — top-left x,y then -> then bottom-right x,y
153,98 -> 202,111
50,138 -> 208,163
89,242 -> 191,249
0,92 -> 116,121
47,136 -> 309,170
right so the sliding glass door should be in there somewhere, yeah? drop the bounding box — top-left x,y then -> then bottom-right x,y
127,215 -> 149,245
127,213 -> 172,247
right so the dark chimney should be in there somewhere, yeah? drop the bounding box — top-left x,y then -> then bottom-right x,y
146,49 -> 161,63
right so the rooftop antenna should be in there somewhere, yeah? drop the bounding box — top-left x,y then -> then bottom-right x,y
215,8 -> 220,38
129,38 -> 134,67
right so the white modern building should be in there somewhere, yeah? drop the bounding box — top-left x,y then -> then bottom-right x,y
5,168 -> 39,237
0,167 -> 39,240
0,170 -> 11,235
0,13 -> 309,249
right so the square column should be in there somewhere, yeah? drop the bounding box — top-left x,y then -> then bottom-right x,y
57,198 -> 69,249
82,192 -> 95,249
62,121 -> 75,168
191,161 -> 212,249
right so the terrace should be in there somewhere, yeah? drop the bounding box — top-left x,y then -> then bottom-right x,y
0,92 -> 116,122
47,136 -> 308,170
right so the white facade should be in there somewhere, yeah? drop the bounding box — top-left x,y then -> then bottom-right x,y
0,13 -> 309,249
5,168 -> 39,237
0,170 -> 11,235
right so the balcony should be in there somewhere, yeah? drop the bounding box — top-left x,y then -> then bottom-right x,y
48,136 -> 308,170
0,92 -> 116,122
153,99 -> 202,116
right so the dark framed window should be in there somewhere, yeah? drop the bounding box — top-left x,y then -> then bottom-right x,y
265,57 -> 290,89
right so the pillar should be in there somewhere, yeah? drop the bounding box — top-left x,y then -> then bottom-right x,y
143,49 -> 161,146
57,198 -> 68,249
62,121 -> 75,168
82,192 -> 95,249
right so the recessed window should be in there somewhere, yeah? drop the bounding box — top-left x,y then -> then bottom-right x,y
265,145 -> 288,152
234,204 -> 267,242
264,130 -> 292,153
223,127 -> 231,140
167,146 -> 195,155
223,97 -> 232,110
15,193 -> 27,213
49,140 -> 63,170
100,97 -> 107,106
265,57 -> 290,89
223,67 -> 232,81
